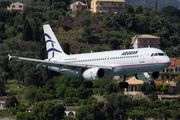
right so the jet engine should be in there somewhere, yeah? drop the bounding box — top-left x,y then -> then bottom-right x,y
135,71 -> 160,81
82,68 -> 105,80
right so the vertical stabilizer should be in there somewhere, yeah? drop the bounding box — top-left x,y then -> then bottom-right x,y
43,24 -> 67,59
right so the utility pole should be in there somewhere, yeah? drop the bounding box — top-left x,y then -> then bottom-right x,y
155,0 -> 157,10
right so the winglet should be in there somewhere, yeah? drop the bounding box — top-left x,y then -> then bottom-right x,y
8,54 -> 19,60
8,54 -> 11,60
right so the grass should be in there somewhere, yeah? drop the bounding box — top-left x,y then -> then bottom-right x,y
5,80 -> 29,105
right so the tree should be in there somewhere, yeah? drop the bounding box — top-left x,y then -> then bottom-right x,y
103,93 -> 132,120
108,37 -> 120,50
52,2 -> 67,11
32,101 -> 65,120
135,5 -> 143,14
22,20 -> 33,41
5,96 -> 18,108
125,4 -> 134,13
104,82 -> 121,94
62,42 -> 70,55
138,82 -> 156,94
75,105 -> 94,120
123,39 -> 130,49
80,26 -> 93,44
16,112 -> 34,120
76,85 -> 93,99
0,79 -> 6,96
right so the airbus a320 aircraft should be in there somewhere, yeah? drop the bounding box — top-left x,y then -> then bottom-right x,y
8,24 -> 171,88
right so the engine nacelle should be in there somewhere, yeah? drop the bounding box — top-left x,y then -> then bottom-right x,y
135,71 -> 160,81
82,68 -> 105,80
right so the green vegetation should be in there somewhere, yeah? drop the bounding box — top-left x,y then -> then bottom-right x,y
0,0 -> 180,119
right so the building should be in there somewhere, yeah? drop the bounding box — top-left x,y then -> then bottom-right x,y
162,58 -> 180,73
70,1 -> 88,12
64,106 -> 78,117
158,95 -> 180,102
124,77 -> 177,95
0,97 -> 7,110
91,0 -> 126,14
131,34 -> 160,49
124,77 -> 144,95
7,2 -> 25,12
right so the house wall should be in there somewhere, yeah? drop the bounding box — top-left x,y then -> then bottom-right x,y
137,38 -> 160,48
7,2 -> 25,12
91,0 -> 126,13
73,5 -> 88,11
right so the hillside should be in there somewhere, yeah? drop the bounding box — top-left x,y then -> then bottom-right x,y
1,0 -> 180,9
126,0 -> 180,9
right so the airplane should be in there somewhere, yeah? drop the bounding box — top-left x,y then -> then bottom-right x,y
8,24 -> 171,88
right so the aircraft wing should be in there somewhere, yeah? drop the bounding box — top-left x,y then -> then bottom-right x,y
8,54 -> 113,70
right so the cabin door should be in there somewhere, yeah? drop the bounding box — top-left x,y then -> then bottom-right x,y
139,50 -> 147,63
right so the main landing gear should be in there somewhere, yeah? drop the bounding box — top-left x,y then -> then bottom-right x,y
83,81 -> 93,88
119,76 -> 129,88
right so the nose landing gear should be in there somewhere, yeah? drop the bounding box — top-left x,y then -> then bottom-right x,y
119,76 -> 129,88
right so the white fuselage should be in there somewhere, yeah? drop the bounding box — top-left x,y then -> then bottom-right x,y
47,48 -> 171,78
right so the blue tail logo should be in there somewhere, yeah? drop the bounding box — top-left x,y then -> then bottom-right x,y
44,33 -> 62,58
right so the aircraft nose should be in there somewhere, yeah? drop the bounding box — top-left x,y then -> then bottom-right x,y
166,56 -> 171,65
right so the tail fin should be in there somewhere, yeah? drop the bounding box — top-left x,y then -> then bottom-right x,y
43,24 -> 67,59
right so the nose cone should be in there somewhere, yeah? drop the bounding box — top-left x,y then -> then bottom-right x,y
165,56 -> 171,67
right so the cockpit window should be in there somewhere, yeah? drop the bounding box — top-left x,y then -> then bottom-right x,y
151,53 -> 154,56
158,53 -> 164,56
154,53 -> 158,56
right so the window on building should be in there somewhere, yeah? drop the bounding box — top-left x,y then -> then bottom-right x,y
12,5 -> 15,8
105,3 -> 107,6
150,39 -> 153,43
109,3 -> 111,6
154,40 -> 157,43
118,9 -> 121,13
19,5 -> 22,8
128,86 -> 133,92
118,4 -> 123,7
113,3 -> 117,7
135,86 -> 137,91
139,39 -> 142,43
101,7 -> 107,10
144,40 -> 147,43
99,3 -> 103,5
154,45 -> 156,48
83,6 -> 87,9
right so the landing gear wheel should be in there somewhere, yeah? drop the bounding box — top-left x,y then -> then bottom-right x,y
119,82 -> 124,88
83,81 -> 88,88
88,81 -> 93,88
124,82 -> 129,88
83,81 -> 93,88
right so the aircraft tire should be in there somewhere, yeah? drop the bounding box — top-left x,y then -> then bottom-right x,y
119,82 -> 124,88
88,81 -> 93,88
83,82 -> 88,88
124,82 -> 129,88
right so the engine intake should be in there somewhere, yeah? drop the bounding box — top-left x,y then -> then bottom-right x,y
82,68 -> 105,80
135,71 -> 160,81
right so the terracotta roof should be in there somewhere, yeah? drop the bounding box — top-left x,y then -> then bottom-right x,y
0,97 -> 7,100
135,34 -> 160,38
65,106 -> 79,111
